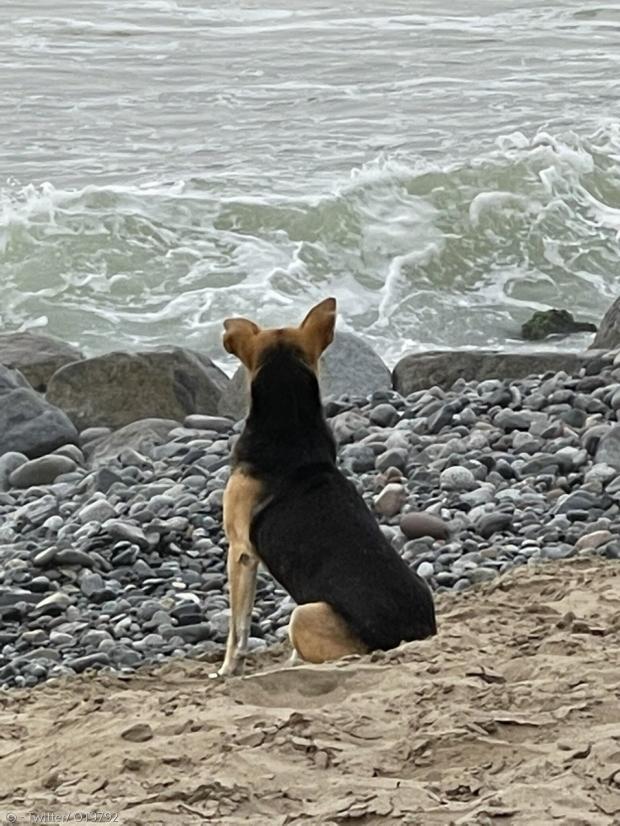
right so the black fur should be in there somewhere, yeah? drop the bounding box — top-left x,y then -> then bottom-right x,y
234,343 -> 436,651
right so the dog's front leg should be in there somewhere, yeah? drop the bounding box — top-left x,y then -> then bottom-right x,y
215,470 -> 262,678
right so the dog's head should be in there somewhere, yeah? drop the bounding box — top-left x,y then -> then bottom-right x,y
222,297 -> 336,376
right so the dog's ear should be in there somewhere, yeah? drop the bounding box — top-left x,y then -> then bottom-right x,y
223,318 -> 260,368
300,297 -> 337,361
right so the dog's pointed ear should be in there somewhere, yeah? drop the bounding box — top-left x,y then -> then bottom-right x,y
300,297 -> 336,361
223,317 -> 260,368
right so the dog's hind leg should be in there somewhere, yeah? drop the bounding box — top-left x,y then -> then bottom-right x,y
216,470 -> 263,677
289,602 -> 368,664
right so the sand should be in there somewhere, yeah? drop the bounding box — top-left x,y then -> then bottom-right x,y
1,556 -> 619,826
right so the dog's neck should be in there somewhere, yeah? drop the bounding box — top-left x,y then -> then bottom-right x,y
234,346 -> 336,474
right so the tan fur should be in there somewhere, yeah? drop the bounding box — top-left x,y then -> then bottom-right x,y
217,470 -> 263,677
289,602 -> 369,664
222,297 -> 336,375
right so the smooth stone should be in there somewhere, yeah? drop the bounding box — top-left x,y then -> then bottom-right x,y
574,530 -> 613,551
476,512 -> 513,539
0,452 -> 28,490
66,652 -> 111,673
374,483 -> 407,518
184,414 -> 234,432
375,448 -> 408,473
594,426 -> 620,470
9,455 -> 77,488
416,561 -> 434,579
400,512 -> 449,541
439,466 -> 477,492
369,403 -> 399,427
54,549 -> 94,568
102,519 -> 149,549
32,547 -> 59,567
35,592 -> 71,615
78,499 -> 116,524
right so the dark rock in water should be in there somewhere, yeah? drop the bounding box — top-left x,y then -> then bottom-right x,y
218,331 -> 391,420
521,309 -> 596,341
46,347 -> 230,430
8,455 -> 77,488
590,294 -> 620,350
400,512 -> 450,540
392,350 -> 585,395
84,418 -> 180,467
0,331 -> 83,392
0,367 -> 78,459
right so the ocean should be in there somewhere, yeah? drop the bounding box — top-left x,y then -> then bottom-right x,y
1,0 -> 619,371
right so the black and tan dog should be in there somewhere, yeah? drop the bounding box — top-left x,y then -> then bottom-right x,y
216,298 -> 436,677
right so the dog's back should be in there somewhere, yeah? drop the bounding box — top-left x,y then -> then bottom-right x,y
251,462 -> 437,651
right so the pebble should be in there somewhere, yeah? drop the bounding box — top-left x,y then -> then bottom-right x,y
9,455 -> 78,488
400,512 -> 450,541
374,483 -> 407,517
440,466 -> 477,491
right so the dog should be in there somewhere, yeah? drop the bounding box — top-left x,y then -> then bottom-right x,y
216,297 -> 436,677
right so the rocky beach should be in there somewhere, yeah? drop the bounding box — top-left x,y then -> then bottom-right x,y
1,319 -> 620,691
1,321 -> 620,823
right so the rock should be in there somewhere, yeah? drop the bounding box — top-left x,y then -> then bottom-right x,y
219,332 -> 391,419
102,520 -> 149,549
369,404 -> 399,427
0,452 -> 28,491
35,592 -> 71,615
400,512 -> 449,540
416,561 -> 434,579
84,418 -> 179,467
8,455 -> 77,488
494,409 -> 533,432
392,351 -> 585,395
374,483 -> 406,517
54,549 -> 94,568
574,530 -> 613,551
0,331 -> 83,392
590,295 -> 620,350
183,414 -> 234,432
77,499 -> 117,524
66,653 -> 111,673
594,426 -> 620,470
439,466 -> 477,492
521,309 -> 596,341
476,512 -> 512,539
0,367 -> 78,459
46,348 -> 230,430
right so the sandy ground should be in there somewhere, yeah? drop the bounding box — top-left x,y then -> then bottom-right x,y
0,557 -> 619,826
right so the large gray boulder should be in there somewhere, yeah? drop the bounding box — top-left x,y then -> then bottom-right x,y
219,331 -> 391,420
0,331 -> 83,392
0,365 -> 79,458
46,348 -> 230,430
392,350 -> 587,395
84,418 -> 179,467
590,296 -> 620,350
